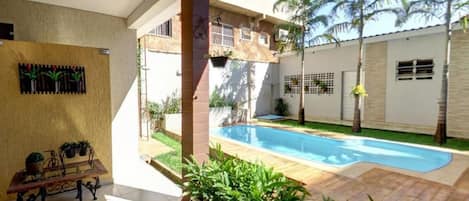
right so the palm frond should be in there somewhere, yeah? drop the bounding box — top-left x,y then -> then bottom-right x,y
307,33 -> 341,47
327,22 -> 355,34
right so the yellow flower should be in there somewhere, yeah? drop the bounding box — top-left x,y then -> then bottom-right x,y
352,84 -> 368,97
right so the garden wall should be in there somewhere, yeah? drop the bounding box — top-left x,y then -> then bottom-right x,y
163,107 -> 232,135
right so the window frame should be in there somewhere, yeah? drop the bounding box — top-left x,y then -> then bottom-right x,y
240,26 -> 252,41
211,23 -> 235,47
396,59 -> 434,81
149,19 -> 172,38
258,32 -> 269,46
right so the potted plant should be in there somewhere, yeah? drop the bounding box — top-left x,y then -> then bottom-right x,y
60,142 -> 77,158
291,78 -> 299,86
43,65 -> 63,93
71,69 -> 83,92
78,140 -> 90,156
313,79 -> 328,94
209,50 -> 233,68
22,64 -> 39,92
25,152 -> 44,176
284,84 -> 292,93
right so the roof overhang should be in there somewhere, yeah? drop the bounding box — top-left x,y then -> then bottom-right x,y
209,0 -> 290,25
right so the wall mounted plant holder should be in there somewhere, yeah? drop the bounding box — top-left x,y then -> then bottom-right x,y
18,63 -> 87,94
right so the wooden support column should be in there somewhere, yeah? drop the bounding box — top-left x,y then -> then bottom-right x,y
181,0 -> 210,166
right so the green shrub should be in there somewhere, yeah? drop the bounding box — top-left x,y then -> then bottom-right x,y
275,98 -> 289,116
147,91 -> 181,121
161,90 -> 181,114
147,101 -> 162,119
209,89 -> 232,108
26,152 -> 44,163
182,145 -> 308,201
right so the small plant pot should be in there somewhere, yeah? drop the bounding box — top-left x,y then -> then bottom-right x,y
79,147 -> 88,156
30,80 -> 37,93
65,149 -> 76,158
26,161 -> 43,176
210,56 -> 228,68
55,81 -> 60,93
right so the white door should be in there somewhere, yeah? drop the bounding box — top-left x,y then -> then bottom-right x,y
342,72 -> 357,121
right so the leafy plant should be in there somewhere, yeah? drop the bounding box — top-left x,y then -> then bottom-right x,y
22,64 -> 40,80
71,71 -> 83,81
209,89 -> 231,108
182,145 -> 308,201
60,142 -> 78,158
209,49 -> 234,58
43,66 -> 63,81
313,79 -> 328,93
161,90 -> 181,114
275,98 -> 289,116
25,152 -> 44,164
147,101 -> 162,120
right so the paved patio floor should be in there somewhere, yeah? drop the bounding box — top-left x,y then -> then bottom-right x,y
211,131 -> 469,201
43,184 -> 180,201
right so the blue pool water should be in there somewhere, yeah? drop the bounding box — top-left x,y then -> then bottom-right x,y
211,125 -> 452,172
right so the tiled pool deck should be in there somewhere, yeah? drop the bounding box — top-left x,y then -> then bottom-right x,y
154,122 -> 469,201
211,122 -> 469,201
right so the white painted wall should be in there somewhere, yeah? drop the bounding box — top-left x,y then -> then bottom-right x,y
164,106 -> 232,134
385,33 -> 445,126
278,32 -> 446,128
145,51 -> 182,102
279,45 -> 358,120
144,51 -> 277,116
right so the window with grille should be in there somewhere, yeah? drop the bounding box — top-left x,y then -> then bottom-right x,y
212,23 -> 234,47
240,27 -> 251,40
148,20 -> 172,37
396,59 -> 434,80
284,73 -> 334,95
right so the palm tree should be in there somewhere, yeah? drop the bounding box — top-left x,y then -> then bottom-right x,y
397,0 -> 468,144
327,0 -> 402,132
274,0 -> 338,125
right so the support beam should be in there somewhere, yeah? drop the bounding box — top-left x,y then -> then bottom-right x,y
181,0 -> 210,166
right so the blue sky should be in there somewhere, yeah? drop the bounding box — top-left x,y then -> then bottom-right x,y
310,2 -> 469,41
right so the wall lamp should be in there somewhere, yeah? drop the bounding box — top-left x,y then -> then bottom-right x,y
99,48 -> 111,55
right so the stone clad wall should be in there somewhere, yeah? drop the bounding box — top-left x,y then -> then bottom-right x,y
448,30 -> 469,139
142,6 -> 278,63
364,42 -> 387,123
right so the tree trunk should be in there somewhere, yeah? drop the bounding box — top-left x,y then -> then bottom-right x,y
435,0 -> 452,144
298,29 -> 306,125
352,6 -> 365,133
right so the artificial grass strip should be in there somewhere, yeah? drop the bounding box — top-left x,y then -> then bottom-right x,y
152,132 -> 182,173
274,120 -> 469,151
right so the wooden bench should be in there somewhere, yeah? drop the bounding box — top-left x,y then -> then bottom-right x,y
7,159 -> 108,201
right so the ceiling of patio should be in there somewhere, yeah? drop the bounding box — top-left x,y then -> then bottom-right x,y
28,0 -> 144,17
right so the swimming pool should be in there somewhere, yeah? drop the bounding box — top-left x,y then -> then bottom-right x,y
211,125 -> 452,172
